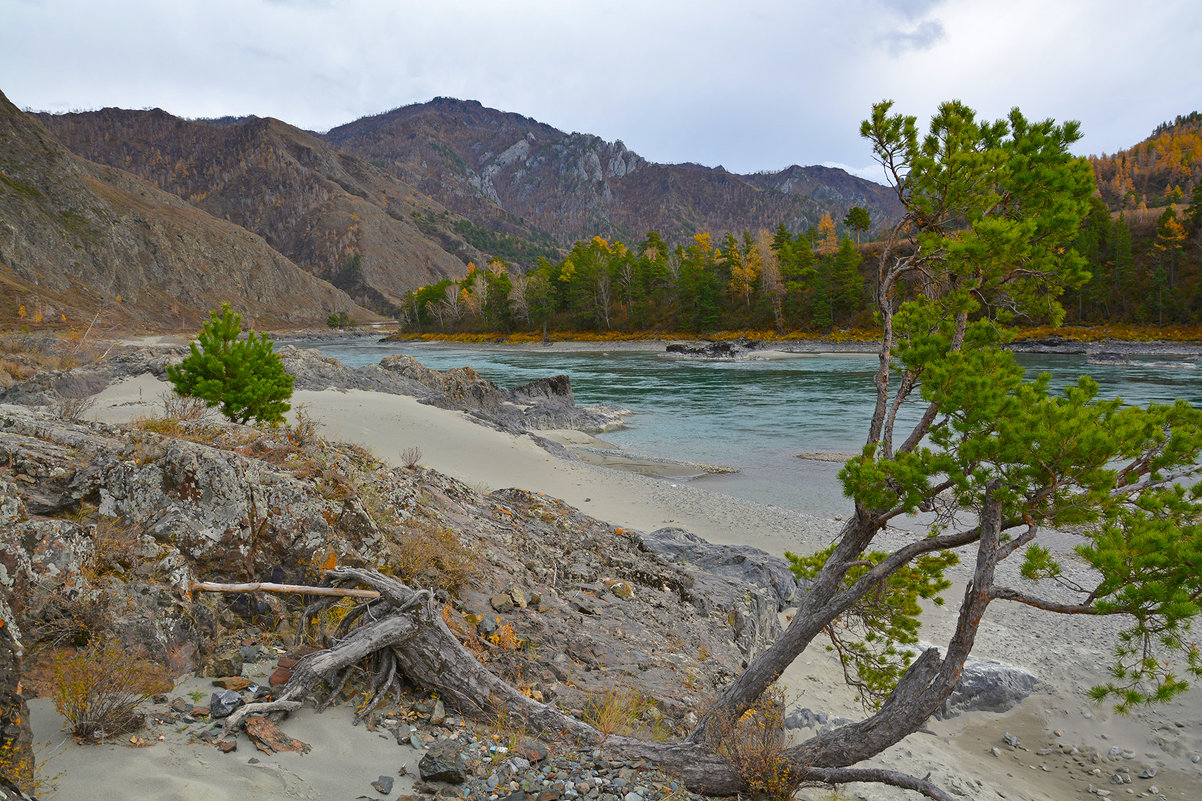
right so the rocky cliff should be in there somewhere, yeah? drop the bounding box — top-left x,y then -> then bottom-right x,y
0,91 -> 375,329
324,97 -> 903,247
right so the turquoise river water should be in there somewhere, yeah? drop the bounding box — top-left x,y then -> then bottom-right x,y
301,339 -> 1202,517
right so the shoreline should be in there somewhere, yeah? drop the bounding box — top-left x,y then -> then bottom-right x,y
25,355 -> 1202,800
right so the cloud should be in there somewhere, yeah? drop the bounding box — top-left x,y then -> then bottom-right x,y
881,18 -> 946,55
822,162 -> 891,186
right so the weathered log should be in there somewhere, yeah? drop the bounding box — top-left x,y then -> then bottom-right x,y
191,580 -> 381,599
209,567 -> 958,799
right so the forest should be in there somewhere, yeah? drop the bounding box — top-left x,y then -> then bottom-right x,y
396,187 -> 1202,336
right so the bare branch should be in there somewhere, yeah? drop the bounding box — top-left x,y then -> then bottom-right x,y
989,586 -> 1115,614
799,766 -> 956,801
191,580 -> 381,600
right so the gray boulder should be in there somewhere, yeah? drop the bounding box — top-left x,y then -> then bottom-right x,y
418,741 -> 467,784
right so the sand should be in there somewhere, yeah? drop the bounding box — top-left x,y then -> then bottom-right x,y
27,373 -> 1202,801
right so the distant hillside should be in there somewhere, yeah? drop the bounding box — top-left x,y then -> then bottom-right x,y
37,109 -> 480,313
1090,112 -> 1202,210
0,90 -> 373,329
323,98 -> 903,248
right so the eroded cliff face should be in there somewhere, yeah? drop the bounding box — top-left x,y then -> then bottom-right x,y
0,598 -> 32,800
0,90 -> 375,329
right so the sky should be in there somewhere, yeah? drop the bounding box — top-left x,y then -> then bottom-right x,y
3,0 -> 1200,182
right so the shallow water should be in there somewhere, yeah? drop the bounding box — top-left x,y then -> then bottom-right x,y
300,339 -> 1202,516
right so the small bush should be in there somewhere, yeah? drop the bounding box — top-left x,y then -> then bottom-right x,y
50,390 -> 95,422
29,594 -> 112,648
385,519 -> 478,595
709,684 -> 794,800
50,642 -> 170,741
401,445 -> 422,469
583,685 -> 654,739
159,391 -> 211,422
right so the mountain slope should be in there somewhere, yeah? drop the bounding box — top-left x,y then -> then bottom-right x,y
1090,112 -> 1202,210
324,97 -> 903,247
36,109 -> 479,312
0,90 -> 373,329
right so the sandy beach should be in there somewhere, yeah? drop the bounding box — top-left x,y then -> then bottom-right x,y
22,370 -> 1202,801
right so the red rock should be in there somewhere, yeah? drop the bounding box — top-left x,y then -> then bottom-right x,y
212,676 -> 253,691
245,715 -> 309,754
269,667 -> 293,687
276,657 -> 298,669
216,739 -> 237,753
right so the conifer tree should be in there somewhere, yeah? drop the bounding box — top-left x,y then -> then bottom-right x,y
166,303 -> 294,426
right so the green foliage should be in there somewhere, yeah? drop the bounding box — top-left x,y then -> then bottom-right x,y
166,303 -> 294,426
326,311 -> 355,329
835,100 -> 1202,715
788,546 -> 955,707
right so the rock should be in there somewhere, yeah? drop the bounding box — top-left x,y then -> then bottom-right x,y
419,741 -> 468,784
199,649 -> 244,678
430,699 -> 446,726
212,676 -> 253,691
268,666 -> 293,687
244,715 -> 310,754
170,697 -> 193,714
637,526 -> 801,609
0,599 -> 33,798
513,739 -> 549,763
934,650 -> 1039,719
509,587 -> 528,609
371,776 -> 394,794
1003,732 -> 1021,747
602,578 -> 634,600
216,739 -> 237,754
491,593 -> 515,613
209,689 -> 244,719
1138,767 -> 1157,778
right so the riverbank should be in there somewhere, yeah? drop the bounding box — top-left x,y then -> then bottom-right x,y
73,368 -> 1202,801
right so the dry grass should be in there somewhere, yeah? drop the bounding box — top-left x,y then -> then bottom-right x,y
384,519 -> 478,596
708,684 -> 794,800
50,642 -> 171,741
583,684 -> 655,739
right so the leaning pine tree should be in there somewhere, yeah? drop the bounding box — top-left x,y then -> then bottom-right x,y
167,303 -> 294,426
217,102 -> 1202,801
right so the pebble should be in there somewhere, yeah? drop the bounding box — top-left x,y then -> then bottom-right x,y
1003,732 -> 1021,747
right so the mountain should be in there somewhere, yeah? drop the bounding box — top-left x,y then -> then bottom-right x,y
36,108 -> 481,313
323,97 -> 903,247
1090,111 -> 1202,210
0,90 -> 374,329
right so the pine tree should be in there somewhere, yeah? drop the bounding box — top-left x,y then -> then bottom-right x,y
166,304 -> 294,426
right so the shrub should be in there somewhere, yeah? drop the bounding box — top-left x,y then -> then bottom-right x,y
50,643 -> 170,741
709,684 -> 793,800
583,685 -> 654,739
384,520 -> 477,595
166,303 -> 293,426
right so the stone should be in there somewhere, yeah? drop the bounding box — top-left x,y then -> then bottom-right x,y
934,650 -> 1039,719
1138,767 -> 1156,778
372,776 -> 394,794
513,740 -> 549,763
509,588 -> 528,609
199,649 -> 244,678
1003,732 -> 1021,747
216,739 -> 237,754
209,689 -> 244,719
490,594 -> 515,614
244,715 -> 310,754
268,666 -> 293,687
213,676 -> 253,691
419,741 -> 468,784
170,697 -> 194,714
430,699 -> 446,726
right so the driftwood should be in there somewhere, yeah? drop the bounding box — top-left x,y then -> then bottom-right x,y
191,580 -> 381,600
208,567 -> 959,800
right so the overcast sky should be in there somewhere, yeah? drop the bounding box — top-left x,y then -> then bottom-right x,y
3,0 -> 1199,181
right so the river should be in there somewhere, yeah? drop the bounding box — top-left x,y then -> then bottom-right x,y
298,339 -> 1202,517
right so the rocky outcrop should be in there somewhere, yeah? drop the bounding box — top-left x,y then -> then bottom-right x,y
666,338 -> 762,360
638,526 -> 803,610
0,598 -> 32,799
0,404 -> 775,732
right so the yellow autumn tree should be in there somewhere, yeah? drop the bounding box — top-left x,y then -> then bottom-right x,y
817,213 -> 838,255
